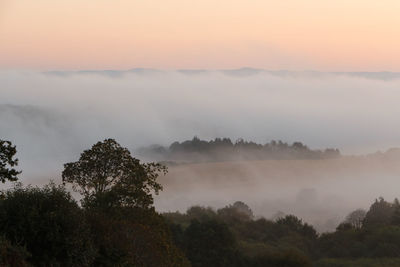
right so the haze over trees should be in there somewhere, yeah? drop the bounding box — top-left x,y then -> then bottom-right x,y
138,136 -> 341,163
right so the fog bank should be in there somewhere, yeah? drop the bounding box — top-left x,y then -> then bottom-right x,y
1,69 -> 400,182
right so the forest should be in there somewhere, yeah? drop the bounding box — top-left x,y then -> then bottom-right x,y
1,138 -> 400,266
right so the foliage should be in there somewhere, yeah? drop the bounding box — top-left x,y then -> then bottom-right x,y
317,198 -> 400,259
0,140 -> 21,183
345,209 -> 366,229
0,183 -> 96,266
186,206 -> 218,222
62,139 -> 166,209
88,207 -> 189,267
217,201 -> 254,224
181,219 -> 239,267
363,197 -> 394,227
0,236 -> 30,267
61,138 -> 188,266
165,203 -> 318,266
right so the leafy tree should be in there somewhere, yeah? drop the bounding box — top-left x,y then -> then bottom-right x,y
62,139 -> 188,266
363,197 -> 394,227
0,183 -> 96,266
232,201 -> 254,218
62,139 -> 166,209
218,201 -> 254,224
0,140 -> 21,183
345,209 -> 366,229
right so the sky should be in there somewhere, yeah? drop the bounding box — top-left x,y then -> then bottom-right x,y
1,0 -> 400,70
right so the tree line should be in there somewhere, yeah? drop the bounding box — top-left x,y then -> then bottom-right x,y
138,136 -> 341,162
165,198 -> 400,267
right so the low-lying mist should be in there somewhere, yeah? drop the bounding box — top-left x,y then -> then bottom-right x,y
1,69 -> 400,231
155,156 -> 400,232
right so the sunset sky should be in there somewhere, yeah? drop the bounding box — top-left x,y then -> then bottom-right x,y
1,0 -> 400,70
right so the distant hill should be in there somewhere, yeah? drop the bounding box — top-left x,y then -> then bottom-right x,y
136,137 -> 341,163
44,68 -> 400,80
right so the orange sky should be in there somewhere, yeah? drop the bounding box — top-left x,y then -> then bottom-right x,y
1,0 -> 400,70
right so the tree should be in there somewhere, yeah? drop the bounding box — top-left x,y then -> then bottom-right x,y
62,139 -> 166,209
363,197 -> 394,227
0,140 -> 21,183
218,201 -> 254,224
344,209 -> 366,229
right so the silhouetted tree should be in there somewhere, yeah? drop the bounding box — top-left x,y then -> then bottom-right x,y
0,140 -> 21,183
62,139 -> 166,209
